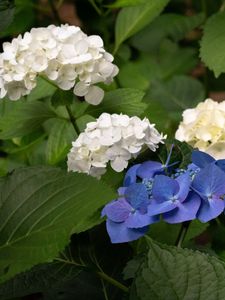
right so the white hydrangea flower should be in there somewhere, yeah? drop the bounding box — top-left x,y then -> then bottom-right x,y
175,98 -> 225,159
0,24 -> 119,104
67,113 -> 165,178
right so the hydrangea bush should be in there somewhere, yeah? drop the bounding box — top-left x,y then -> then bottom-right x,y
2,1 -> 225,299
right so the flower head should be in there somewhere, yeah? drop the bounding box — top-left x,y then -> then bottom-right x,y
102,183 -> 158,243
175,98 -> 225,159
102,149 -> 225,243
67,113 -> 165,177
0,24 -> 118,104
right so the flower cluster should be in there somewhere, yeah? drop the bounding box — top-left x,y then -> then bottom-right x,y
0,24 -> 118,104
175,98 -> 225,159
102,149 -> 225,243
67,113 -> 165,178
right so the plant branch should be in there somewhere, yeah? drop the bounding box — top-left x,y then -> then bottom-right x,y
48,0 -> 61,24
55,257 -> 129,293
175,221 -> 191,247
88,0 -> 102,15
65,105 -> 80,135
96,271 -> 129,293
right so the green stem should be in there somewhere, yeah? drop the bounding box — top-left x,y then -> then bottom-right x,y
175,221 -> 191,248
201,0 -> 207,16
65,105 -> 80,135
88,0 -> 102,15
55,257 -> 129,293
48,0 -> 61,24
96,271 -> 129,293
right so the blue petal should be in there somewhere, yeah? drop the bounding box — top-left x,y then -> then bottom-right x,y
192,164 -> 225,196
117,187 -> 127,196
176,173 -> 191,202
125,183 -> 149,210
152,175 -> 179,202
136,161 -> 164,179
197,196 -> 225,222
125,211 -> 159,228
123,164 -> 141,186
216,159 -> 225,173
148,199 -> 177,216
103,199 -> 132,222
163,192 -> 201,223
106,220 -> 148,243
191,150 -> 215,168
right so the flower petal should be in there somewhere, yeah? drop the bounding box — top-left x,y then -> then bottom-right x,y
197,196 -> 225,222
125,211 -> 158,228
148,200 -> 177,216
191,150 -> 215,168
192,164 -> 225,196
152,175 -> 179,202
125,183 -> 149,210
163,192 -> 201,223
136,161 -> 163,179
123,164 -> 141,186
103,199 -> 132,222
176,172 -> 191,201
106,220 -> 148,243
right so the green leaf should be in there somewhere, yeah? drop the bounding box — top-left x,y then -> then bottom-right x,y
200,11 -> 225,77
1,0 -> 34,37
118,43 -> 197,91
0,256 -> 81,300
132,237 -> 225,300
0,166 -> 116,283
86,88 -> 146,117
149,220 -> 208,246
46,118 -> 75,165
131,13 -> 205,52
107,0 -> 146,8
51,89 -> 74,108
27,77 -> 57,101
0,0 -> 15,31
147,75 -> 205,118
76,114 -> 96,132
114,0 -> 169,52
0,101 -> 56,139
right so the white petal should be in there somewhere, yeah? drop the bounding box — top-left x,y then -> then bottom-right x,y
84,86 -> 104,105
73,82 -> 89,96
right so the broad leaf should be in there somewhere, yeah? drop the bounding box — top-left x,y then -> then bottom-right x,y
51,89 -> 74,108
108,0 -> 146,8
131,237 -> 225,300
149,220 -> 208,246
86,88 -> 146,117
114,0 -> 169,52
0,0 -> 15,31
131,13 -> 205,52
200,11 -> 225,77
0,101 -> 56,139
27,77 -> 57,101
0,166 -> 116,283
76,114 -> 96,132
146,75 -> 205,119
46,118 -> 75,165
1,0 -> 34,37
118,44 -> 197,90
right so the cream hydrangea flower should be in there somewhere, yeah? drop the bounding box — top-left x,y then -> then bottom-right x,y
175,98 -> 225,159
67,113 -> 165,178
0,24 -> 118,104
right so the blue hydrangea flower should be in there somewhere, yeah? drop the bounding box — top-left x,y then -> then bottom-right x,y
148,173 -> 201,223
102,183 -> 158,243
192,163 -> 225,222
192,150 -> 225,173
124,146 -> 176,187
